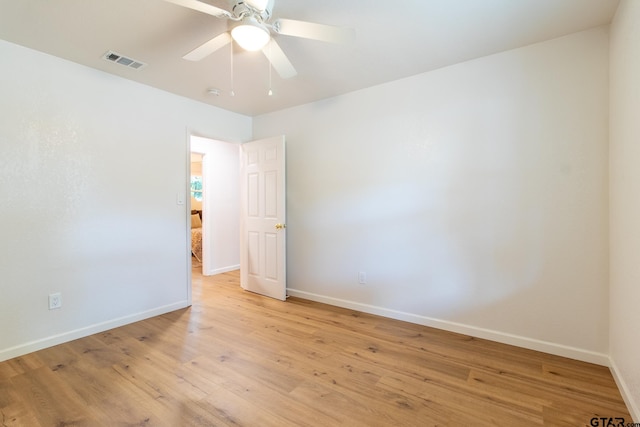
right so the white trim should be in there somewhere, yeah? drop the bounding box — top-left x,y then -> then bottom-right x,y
287,288 -> 610,366
204,264 -> 241,276
0,301 -> 190,363
609,358 -> 640,422
186,127 -> 193,306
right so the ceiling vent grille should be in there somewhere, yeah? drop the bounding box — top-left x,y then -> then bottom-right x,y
102,51 -> 147,70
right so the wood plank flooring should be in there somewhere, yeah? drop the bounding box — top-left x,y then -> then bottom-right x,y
0,265 -> 631,426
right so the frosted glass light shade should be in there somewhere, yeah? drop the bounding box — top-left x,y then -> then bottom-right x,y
231,20 -> 270,51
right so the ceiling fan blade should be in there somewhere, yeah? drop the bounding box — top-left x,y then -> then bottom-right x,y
262,39 -> 297,79
183,32 -> 232,61
273,18 -> 355,44
162,0 -> 231,17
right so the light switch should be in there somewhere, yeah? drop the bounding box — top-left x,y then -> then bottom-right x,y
177,192 -> 185,205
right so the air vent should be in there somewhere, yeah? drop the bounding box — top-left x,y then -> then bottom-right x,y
102,51 -> 147,70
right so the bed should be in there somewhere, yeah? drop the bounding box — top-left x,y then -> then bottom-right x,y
191,210 -> 202,262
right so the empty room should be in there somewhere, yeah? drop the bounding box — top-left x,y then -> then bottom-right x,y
0,0 -> 638,425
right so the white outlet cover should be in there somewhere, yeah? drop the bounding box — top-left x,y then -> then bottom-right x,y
48,292 -> 62,310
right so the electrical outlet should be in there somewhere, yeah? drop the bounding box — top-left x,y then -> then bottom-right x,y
48,292 -> 62,310
358,271 -> 367,284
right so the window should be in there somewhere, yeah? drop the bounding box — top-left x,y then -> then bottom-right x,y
191,176 -> 203,202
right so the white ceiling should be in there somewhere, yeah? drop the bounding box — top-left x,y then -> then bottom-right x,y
0,0 -> 619,117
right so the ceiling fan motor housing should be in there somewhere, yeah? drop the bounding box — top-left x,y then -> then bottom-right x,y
232,0 -> 273,22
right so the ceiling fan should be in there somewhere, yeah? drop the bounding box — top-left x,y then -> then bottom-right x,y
163,0 -> 355,79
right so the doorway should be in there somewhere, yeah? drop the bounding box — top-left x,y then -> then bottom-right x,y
189,152 -> 204,270
189,135 -> 241,277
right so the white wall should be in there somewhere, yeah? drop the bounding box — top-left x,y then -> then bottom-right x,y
0,40 -> 251,361
191,136 -> 240,276
610,0 -> 640,420
254,27 -> 610,363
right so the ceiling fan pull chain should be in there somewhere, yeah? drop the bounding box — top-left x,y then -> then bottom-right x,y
268,40 -> 273,96
230,41 -> 235,97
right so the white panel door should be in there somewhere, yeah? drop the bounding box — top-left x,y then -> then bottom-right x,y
240,136 -> 286,300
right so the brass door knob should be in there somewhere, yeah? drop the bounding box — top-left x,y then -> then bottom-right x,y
275,223 -> 287,230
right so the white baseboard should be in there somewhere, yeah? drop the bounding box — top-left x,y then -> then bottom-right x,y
609,358 -> 640,422
0,301 -> 191,363
204,264 -> 240,276
287,288 -> 610,366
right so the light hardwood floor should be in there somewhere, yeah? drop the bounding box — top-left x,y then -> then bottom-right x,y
0,264 -> 631,426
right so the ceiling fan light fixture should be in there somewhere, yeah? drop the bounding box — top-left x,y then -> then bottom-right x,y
231,17 -> 270,51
